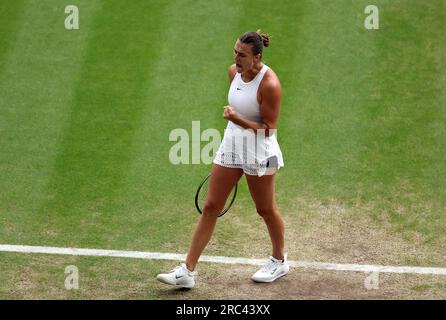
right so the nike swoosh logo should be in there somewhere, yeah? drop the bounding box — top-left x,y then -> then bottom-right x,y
270,268 -> 277,275
236,88 -> 242,91
175,275 -> 184,279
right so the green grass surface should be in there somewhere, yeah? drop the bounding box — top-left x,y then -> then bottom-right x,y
0,0 -> 445,299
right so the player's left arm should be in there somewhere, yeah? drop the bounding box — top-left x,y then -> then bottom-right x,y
258,77 -> 282,136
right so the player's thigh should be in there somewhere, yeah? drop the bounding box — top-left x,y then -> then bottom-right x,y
245,173 -> 277,211
205,164 -> 243,209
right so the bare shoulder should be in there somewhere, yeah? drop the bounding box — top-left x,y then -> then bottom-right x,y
229,64 -> 237,82
260,67 -> 282,95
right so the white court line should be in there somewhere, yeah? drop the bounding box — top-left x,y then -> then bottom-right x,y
1,244 -> 446,275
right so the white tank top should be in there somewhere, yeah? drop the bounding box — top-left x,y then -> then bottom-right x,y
217,64 -> 284,171
227,64 -> 269,124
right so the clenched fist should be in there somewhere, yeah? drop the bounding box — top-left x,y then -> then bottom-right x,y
223,105 -> 238,121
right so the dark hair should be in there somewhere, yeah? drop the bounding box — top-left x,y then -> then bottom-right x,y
239,30 -> 270,56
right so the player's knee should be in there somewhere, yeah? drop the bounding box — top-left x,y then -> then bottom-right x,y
256,207 -> 277,220
203,200 -> 223,217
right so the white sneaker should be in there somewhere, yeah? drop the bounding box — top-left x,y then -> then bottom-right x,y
156,263 -> 196,289
251,254 -> 289,283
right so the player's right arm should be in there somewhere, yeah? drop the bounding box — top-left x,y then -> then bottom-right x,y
229,64 -> 236,83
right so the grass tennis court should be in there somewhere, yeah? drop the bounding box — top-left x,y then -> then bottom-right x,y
1,0 -> 445,299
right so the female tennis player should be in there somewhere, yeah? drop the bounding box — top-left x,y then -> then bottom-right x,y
157,31 -> 288,288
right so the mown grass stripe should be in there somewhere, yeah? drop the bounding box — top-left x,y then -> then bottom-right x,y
0,0 -> 100,242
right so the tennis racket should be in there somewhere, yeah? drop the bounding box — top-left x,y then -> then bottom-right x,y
195,174 -> 238,217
